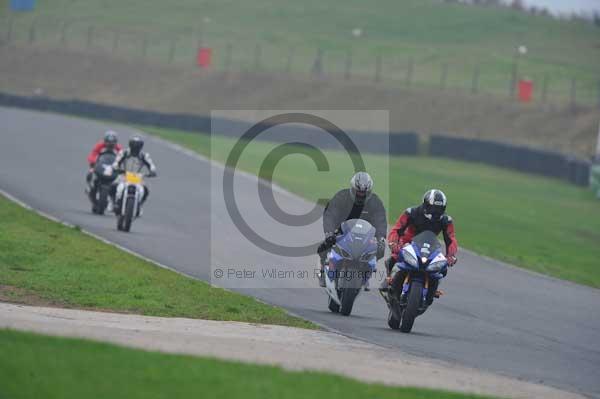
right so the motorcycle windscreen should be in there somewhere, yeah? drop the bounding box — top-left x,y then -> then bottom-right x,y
339,219 -> 376,258
95,152 -> 116,166
336,219 -> 376,289
94,152 -> 117,180
411,231 -> 443,258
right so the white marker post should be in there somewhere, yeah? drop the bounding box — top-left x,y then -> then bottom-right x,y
596,120 -> 600,161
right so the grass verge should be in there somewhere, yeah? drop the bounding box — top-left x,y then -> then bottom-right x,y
147,126 -> 600,288
0,329 -> 495,399
0,193 -> 315,329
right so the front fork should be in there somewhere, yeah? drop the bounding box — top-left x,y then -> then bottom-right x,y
400,272 -> 429,305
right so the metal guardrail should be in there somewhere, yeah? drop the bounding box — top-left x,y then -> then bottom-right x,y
0,91 -> 590,186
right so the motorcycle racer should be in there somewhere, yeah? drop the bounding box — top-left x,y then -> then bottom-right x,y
318,172 -> 387,288
85,130 -> 122,203
381,189 -> 458,301
112,135 -> 157,216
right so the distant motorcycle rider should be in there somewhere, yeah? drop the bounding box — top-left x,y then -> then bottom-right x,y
112,135 -> 157,216
381,189 -> 458,301
85,130 -> 122,199
318,172 -> 387,288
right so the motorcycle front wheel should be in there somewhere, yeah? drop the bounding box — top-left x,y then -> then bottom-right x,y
340,288 -> 360,316
122,197 -> 135,232
400,279 -> 423,333
327,296 -> 340,313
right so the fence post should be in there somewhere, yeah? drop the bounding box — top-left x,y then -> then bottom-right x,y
28,18 -> 36,44
253,44 -> 262,71
6,17 -> 14,43
344,49 -> 352,80
141,34 -> 148,59
86,26 -> 94,49
471,66 -> 480,94
60,21 -> 68,46
285,47 -> 294,73
374,54 -> 382,83
224,43 -> 233,71
541,75 -> 548,103
311,48 -> 324,77
405,58 -> 414,87
111,31 -> 119,53
439,63 -> 448,89
509,54 -> 518,99
570,77 -> 577,110
168,38 -> 176,63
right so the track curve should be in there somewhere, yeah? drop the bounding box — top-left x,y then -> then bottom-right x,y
1,108 -> 599,397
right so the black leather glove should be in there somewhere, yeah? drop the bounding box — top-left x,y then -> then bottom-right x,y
376,237 -> 386,260
147,170 -> 157,177
324,232 -> 336,247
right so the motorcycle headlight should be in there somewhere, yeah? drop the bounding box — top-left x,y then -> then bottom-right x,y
360,250 -> 376,261
403,250 -> 418,267
337,246 -> 351,259
426,260 -> 446,272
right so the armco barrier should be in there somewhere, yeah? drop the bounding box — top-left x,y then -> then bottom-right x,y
0,92 -> 418,156
430,134 -> 591,186
0,92 -> 590,186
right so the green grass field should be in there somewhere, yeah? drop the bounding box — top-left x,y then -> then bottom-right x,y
0,193 -> 314,328
0,329 -> 495,399
1,0 -> 598,103
147,127 -> 600,288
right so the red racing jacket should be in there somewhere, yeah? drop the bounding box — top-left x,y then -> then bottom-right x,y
388,205 -> 458,259
87,141 -> 122,166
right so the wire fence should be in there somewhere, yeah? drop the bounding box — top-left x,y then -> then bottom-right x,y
2,14 -> 600,108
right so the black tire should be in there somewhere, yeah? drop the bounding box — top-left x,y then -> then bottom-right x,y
97,186 -> 109,215
400,280 -> 423,333
122,197 -> 134,232
387,309 -> 400,330
340,288 -> 359,316
327,296 -> 340,313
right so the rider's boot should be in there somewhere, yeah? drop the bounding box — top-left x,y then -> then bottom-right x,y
379,257 -> 396,292
426,279 -> 443,306
318,252 -> 327,287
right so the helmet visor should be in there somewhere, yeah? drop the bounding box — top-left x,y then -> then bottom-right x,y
351,187 -> 370,204
424,203 -> 445,218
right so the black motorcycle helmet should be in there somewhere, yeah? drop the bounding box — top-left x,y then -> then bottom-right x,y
349,172 -> 373,206
129,135 -> 144,156
422,189 -> 447,220
104,130 -> 118,151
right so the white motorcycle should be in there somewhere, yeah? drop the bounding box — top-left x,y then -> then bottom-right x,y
114,171 -> 151,232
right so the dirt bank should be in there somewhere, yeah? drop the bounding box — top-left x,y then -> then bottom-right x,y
0,45 -> 597,157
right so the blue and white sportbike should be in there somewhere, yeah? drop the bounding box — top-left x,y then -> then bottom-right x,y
383,230 -> 448,333
323,219 -> 377,316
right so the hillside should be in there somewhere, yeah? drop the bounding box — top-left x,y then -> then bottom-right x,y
0,46 -> 597,157
1,0 -> 599,104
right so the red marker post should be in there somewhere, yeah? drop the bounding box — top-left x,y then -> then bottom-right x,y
197,47 -> 212,69
518,79 -> 533,103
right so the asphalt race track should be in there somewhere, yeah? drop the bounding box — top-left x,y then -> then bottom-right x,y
1,108 -> 599,398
